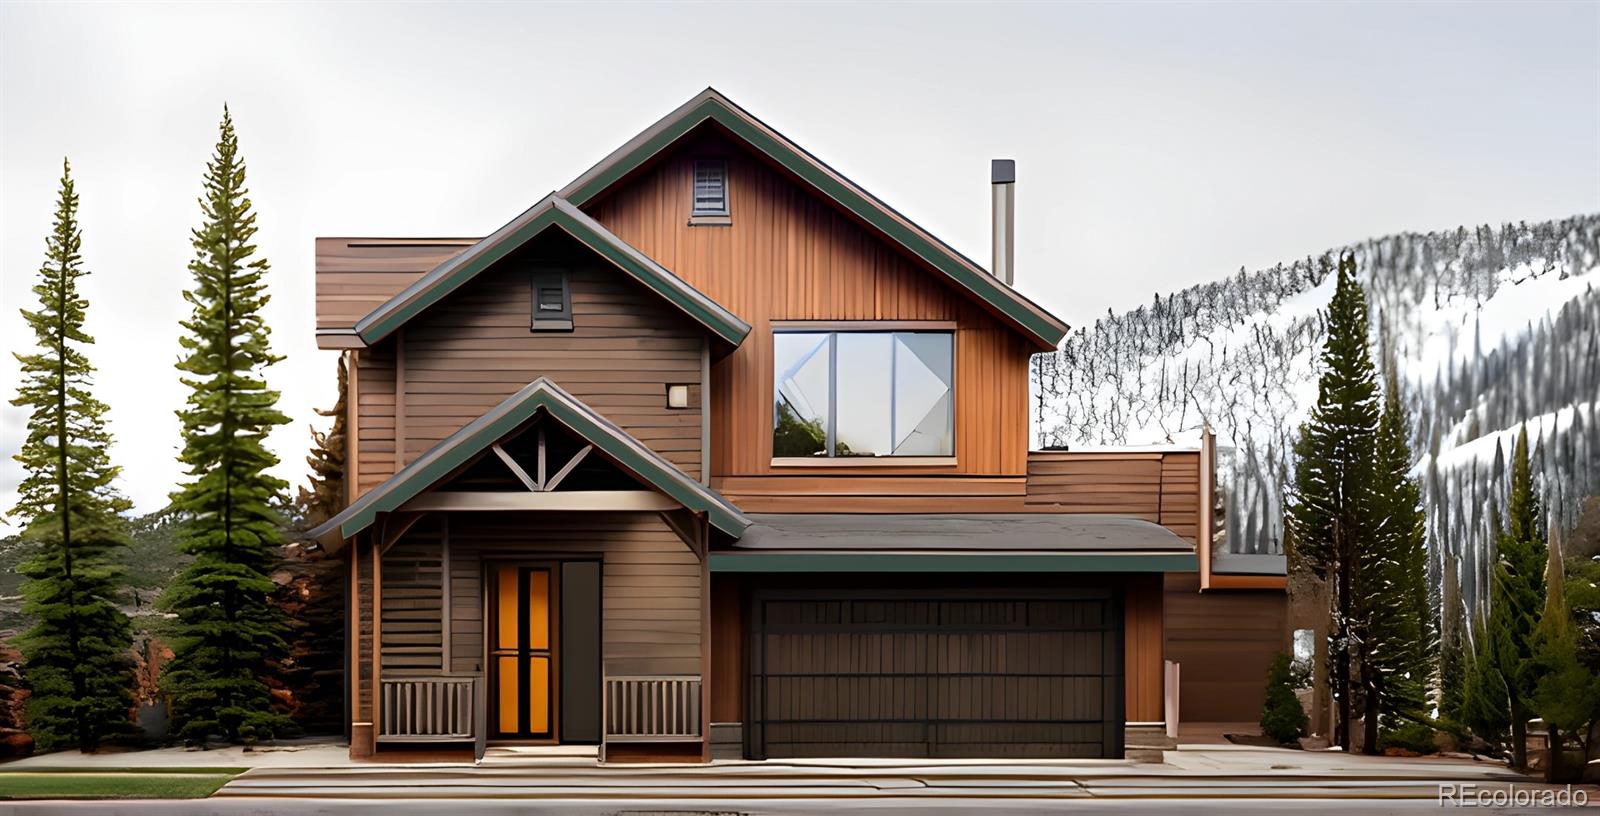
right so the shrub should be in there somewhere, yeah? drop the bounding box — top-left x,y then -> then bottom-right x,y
1379,720 -> 1438,754
1260,652 -> 1309,744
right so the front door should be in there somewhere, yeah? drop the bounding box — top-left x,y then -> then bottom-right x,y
490,564 -> 557,740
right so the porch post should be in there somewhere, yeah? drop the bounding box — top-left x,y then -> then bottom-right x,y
700,516 -> 712,762
371,535 -> 383,747
349,532 -> 375,758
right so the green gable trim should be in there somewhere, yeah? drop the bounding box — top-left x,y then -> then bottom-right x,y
318,378 -> 750,541
709,551 -> 1198,573
354,198 -> 750,348
564,96 -> 1069,349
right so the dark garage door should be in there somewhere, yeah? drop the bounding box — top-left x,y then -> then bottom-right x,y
746,589 -> 1123,759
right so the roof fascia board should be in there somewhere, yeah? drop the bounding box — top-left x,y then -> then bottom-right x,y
561,93 -> 1069,349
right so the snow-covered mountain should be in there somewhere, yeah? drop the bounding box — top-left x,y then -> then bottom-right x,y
1032,215 -> 1600,615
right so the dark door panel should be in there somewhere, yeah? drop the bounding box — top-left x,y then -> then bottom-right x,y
747,590 -> 1123,759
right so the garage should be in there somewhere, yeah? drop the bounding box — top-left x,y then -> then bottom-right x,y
745,588 -> 1124,759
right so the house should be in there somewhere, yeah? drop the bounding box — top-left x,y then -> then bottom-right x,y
309,89 -> 1287,763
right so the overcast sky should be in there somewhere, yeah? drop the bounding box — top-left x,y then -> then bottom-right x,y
2,1 -> 1597,530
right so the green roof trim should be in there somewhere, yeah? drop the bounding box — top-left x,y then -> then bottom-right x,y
354,196 -> 751,347
709,551 -> 1198,573
561,90 -> 1070,349
310,378 -> 751,542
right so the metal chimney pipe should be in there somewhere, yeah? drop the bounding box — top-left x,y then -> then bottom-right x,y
991,159 -> 1015,286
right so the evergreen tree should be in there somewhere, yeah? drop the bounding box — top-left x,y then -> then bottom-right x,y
293,355 -> 347,530
1363,368 -> 1434,739
1486,426 -> 1547,768
1529,572 -> 1600,781
1287,253 -> 1381,751
8,160 -> 136,751
160,108 -> 292,743
1260,652 -> 1310,744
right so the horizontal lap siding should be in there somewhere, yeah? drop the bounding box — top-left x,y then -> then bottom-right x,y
1026,451 -> 1201,543
315,238 -> 474,330
355,346 -> 396,497
587,130 -> 1029,502
447,512 -> 702,677
399,261 -> 704,480
381,520 -> 446,672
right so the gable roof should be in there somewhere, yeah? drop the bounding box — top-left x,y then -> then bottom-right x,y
309,377 -> 752,542
560,88 -> 1071,350
352,195 -> 751,348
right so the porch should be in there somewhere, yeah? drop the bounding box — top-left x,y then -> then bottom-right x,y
313,379 -> 754,763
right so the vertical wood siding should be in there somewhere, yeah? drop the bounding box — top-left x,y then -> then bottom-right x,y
586,130 -> 1031,492
1122,573 -> 1165,722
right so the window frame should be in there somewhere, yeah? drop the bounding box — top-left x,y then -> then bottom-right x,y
770,323 -> 957,465
690,159 -> 729,219
529,268 -> 572,332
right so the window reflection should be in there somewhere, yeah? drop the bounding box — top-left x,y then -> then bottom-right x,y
772,331 -> 952,458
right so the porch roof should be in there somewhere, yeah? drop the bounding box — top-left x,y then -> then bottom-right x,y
309,377 -> 751,544
710,513 -> 1198,572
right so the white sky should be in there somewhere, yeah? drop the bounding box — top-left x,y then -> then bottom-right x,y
2,1 -> 1598,530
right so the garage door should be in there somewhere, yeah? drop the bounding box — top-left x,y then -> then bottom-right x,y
746,589 -> 1123,759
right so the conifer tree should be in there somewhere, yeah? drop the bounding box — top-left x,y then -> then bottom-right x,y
293,355 -> 347,530
8,160 -> 136,751
160,108 -> 291,743
1287,253 -> 1380,751
1363,369 -> 1434,742
1486,426 -> 1546,768
1529,569 -> 1600,781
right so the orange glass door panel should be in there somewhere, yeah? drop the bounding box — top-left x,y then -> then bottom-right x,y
489,565 -> 556,739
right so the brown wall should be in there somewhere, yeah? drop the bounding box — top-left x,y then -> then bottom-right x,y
587,131 -> 1032,502
315,238 -> 472,331
1027,451 -> 1201,543
349,234 -> 708,496
1163,572 -> 1288,725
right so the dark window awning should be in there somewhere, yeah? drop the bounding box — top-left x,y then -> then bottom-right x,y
710,513 -> 1198,573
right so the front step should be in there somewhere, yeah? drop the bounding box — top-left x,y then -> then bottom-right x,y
481,744 -> 600,764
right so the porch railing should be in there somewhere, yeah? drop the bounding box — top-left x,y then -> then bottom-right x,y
378,673 -> 479,742
604,675 -> 702,742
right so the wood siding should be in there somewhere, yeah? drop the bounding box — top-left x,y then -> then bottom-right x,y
348,237 -> 708,496
1122,573 -> 1164,723
315,238 -> 473,331
447,512 -> 702,677
381,519 -> 447,672
586,130 -> 1031,496
1163,572 -> 1287,724
1027,451 -> 1201,543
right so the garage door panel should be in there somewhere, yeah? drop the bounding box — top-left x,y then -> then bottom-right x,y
749,590 -> 1123,759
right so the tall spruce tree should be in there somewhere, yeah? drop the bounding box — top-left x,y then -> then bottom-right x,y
160,108 -> 292,743
1363,368 -> 1434,743
1486,426 -> 1547,768
1287,252 -> 1381,752
8,160 -> 136,751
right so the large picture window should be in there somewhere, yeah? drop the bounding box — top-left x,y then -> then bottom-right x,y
773,331 -> 954,458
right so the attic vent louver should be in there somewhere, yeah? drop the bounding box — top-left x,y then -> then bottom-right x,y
693,160 -> 728,216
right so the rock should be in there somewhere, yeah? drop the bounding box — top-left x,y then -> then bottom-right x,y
0,728 -> 33,759
1298,735 -> 1331,750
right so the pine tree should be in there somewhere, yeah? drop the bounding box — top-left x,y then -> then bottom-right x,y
1486,426 -> 1547,768
1287,253 -> 1381,751
293,355 -> 347,531
1363,368 -> 1434,740
160,108 -> 292,743
1529,570 -> 1600,781
8,160 -> 136,751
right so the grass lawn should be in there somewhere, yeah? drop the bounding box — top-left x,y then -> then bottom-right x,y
0,767 -> 245,800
